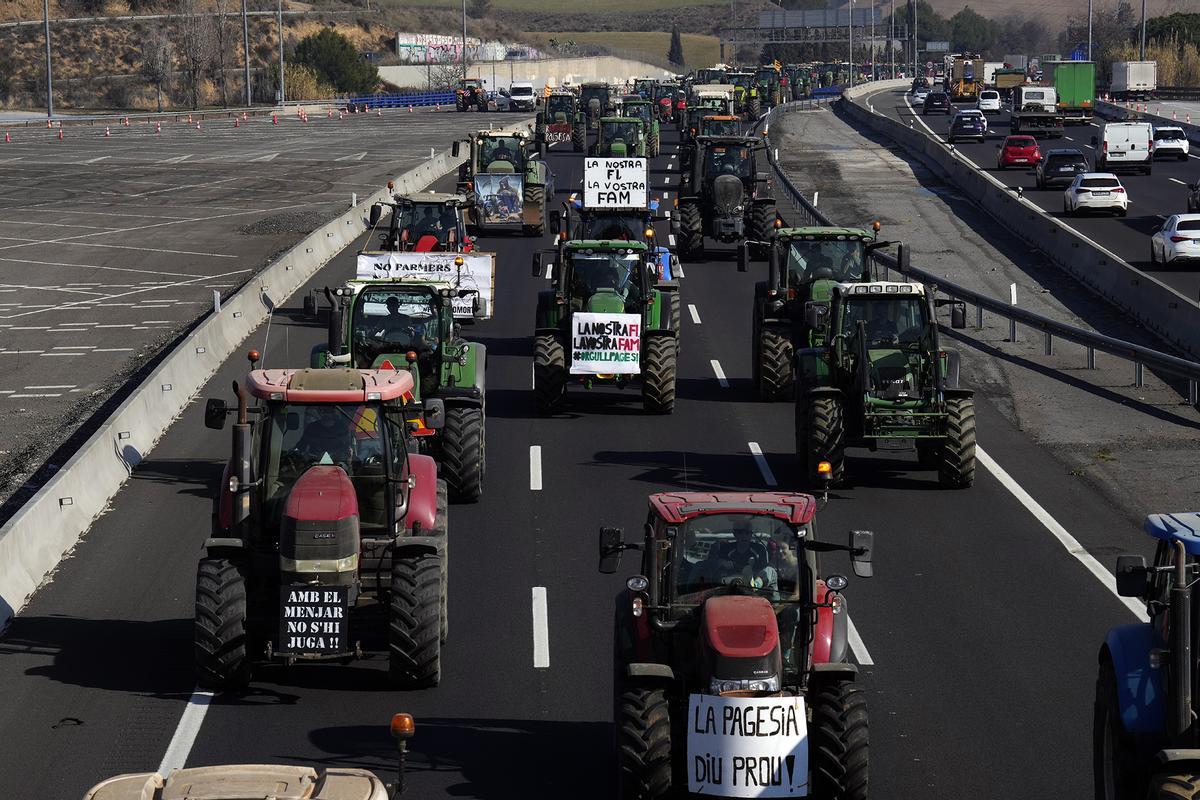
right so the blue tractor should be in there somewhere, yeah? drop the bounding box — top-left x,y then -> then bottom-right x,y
1097,513 -> 1200,800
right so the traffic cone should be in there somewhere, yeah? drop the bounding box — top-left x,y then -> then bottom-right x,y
408,105 -> 413,113
57,128 -> 63,140
46,119 -> 52,129
273,113 -> 278,125
4,132 -> 9,143
123,116 -> 129,126
377,109 -> 382,117
234,117 -> 240,127
155,122 -> 161,134
105,126 -> 111,137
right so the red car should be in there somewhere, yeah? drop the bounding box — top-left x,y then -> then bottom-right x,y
997,135 -> 1041,170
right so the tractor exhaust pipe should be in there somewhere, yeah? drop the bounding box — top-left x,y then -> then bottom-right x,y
928,286 -> 945,397
767,239 -> 780,293
1171,539 -> 1194,742
324,287 -> 345,358
232,381 -> 252,529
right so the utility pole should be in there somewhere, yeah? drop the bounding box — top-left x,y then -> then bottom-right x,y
1139,0 -> 1147,60
870,1 -> 875,80
890,0 -> 895,78
461,0 -> 468,82
42,0 -> 53,119
912,0 -> 918,81
241,0 -> 251,105
848,0 -> 854,88
277,0 -> 285,104
1086,0 -> 1093,61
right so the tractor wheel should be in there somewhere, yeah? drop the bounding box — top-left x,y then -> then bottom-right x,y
757,326 -> 793,402
1095,658 -> 1145,800
388,552 -> 442,689
441,406 -> 484,503
805,395 -> 845,486
748,95 -> 762,118
433,478 -> 449,642
534,333 -> 568,414
649,131 -> 661,157
641,336 -> 677,414
524,185 -> 546,236
572,123 -> 585,152
677,202 -> 703,260
1154,775 -> 1200,799
810,680 -> 869,800
616,687 -> 673,800
938,395 -> 977,488
749,202 -> 776,244
771,89 -> 781,106
194,556 -> 251,690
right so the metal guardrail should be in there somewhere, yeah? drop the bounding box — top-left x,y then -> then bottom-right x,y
347,91 -> 456,110
759,99 -> 1200,405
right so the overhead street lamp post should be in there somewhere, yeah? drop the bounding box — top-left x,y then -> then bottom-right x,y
43,0 -> 53,119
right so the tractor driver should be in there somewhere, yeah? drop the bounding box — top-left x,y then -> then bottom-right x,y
864,301 -> 899,342
377,296 -> 433,353
487,139 -> 515,167
294,405 -> 355,466
414,205 -> 442,239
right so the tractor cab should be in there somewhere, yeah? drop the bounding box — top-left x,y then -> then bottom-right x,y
555,241 -> 653,314
699,115 -> 741,137
454,131 -> 553,235
537,91 -> 585,151
478,133 -> 525,173
544,91 -> 576,122
591,117 -> 646,157
560,194 -> 679,281
622,98 -> 654,125
759,225 -> 883,324
676,136 -> 775,258
368,193 -> 471,253
633,78 -> 655,98
579,82 -> 613,127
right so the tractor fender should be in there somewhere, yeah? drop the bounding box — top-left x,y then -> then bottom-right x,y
626,663 -> 675,682
812,580 -> 849,665
1103,626 -> 1166,735
644,326 -> 678,341
447,342 -> 487,404
535,291 -> 558,329
943,348 -> 961,389
656,279 -> 679,294
943,387 -> 974,400
214,460 -> 234,534
534,326 -> 564,341
811,662 -> 859,680
614,589 -> 656,665
403,453 -> 440,534
203,537 -> 246,556
804,386 -> 844,400
393,535 -> 443,560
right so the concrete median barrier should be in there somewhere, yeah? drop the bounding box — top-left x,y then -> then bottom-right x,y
0,139 -> 481,629
839,81 -> 1200,361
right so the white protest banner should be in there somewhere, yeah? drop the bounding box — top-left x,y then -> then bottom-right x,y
687,694 -> 809,798
355,251 -> 495,319
570,312 -> 641,375
584,158 -> 648,208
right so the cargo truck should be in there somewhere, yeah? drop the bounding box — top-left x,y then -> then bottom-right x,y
1011,85 -> 1064,137
994,68 -> 1027,99
1109,60 -> 1157,101
983,62 -> 1005,87
1042,60 -> 1096,123
946,52 -> 983,102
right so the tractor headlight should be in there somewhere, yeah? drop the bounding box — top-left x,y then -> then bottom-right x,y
709,676 -> 780,694
734,205 -> 744,213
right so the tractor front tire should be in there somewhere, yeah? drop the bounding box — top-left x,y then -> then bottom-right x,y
677,202 -> 703,260
749,202 -> 776,243
1095,658 -> 1145,800
810,680 -> 869,800
757,326 -> 793,402
938,395 -> 977,488
389,552 -> 442,689
649,131 -> 661,157
524,185 -> 546,236
534,333 -> 568,414
641,336 -> 677,414
572,123 -> 585,152
194,556 -> 251,690
805,395 -> 845,486
748,95 -> 762,118
617,687 -> 673,800
441,406 -> 485,503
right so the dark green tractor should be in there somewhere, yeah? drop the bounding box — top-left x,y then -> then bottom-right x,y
619,97 -> 661,157
454,131 -> 554,236
748,224 -> 887,401
794,280 -> 975,489
590,116 -> 647,158
530,240 -> 679,414
314,277 -> 487,502
726,70 -> 759,117
579,83 -> 614,130
676,135 -> 776,260
755,65 -> 783,109
536,90 -> 586,153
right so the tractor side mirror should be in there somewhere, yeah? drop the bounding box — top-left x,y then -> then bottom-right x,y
452,140 -> 461,158
950,301 -> 967,329
533,250 -> 550,278
599,526 -> 625,574
1115,554 -> 1148,598
302,292 -> 317,318
849,530 -> 874,578
368,204 -> 383,228
804,301 -> 828,331
737,241 -> 749,272
422,398 -> 445,430
204,398 -> 228,430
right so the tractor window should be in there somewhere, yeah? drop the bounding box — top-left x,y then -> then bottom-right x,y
584,213 -> 643,242
547,95 -> 573,116
840,295 -> 928,347
398,203 -> 450,242
261,401 -> 391,528
481,137 -> 521,169
351,289 -> 439,369
672,514 -> 802,604
702,119 -> 740,137
625,104 -> 651,123
704,146 -> 751,179
568,252 -> 644,307
605,122 -> 642,144
785,239 -> 867,286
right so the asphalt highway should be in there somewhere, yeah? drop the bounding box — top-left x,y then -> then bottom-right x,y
0,119 -> 1162,799
863,85 -> 1200,303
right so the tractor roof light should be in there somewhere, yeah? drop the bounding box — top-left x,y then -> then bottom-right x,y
872,220 -> 882,232
247,349 -> 261,365
390,713 -> 416,740
773,218 -> 782,228
406,351 -> 419,363
387,180 -> 394,190
454,256 -> 465,267
817,460 -> 833,477
644,228 -> 655,238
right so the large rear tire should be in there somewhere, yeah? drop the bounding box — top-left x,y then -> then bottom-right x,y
810,679 -> 869,800
524,185 -> 546,236
938,395 -> 976,488
572,122 -> 585,152
748,95 -> 762,118
641,336 -> 677,414
389,552 -> 442,689
649,130 -> 660,157
749,202 -> 775,243
805,394 -> 845,486
617,687 -> 673,800
757,325 -> 793,402
534,332 -> 568,414
1095,658 -> 1145,800
194,556 -> 251,690
677,201 -> 703,261
441,406 -> 484,503
1154,776 -> 1200,799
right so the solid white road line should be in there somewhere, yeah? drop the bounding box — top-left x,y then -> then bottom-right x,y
532,587 -> 551,668
747,442 -> 778,487
335,151 -> 368,162
687,303 -> 701,324
847,616 -> 874,666
674,262 -> 685,278
977,446 -> 1149,622
156,688 -> 214,773
1170,177 -> 1187,185
529,445 -> 543,491
710,359 -> 729,388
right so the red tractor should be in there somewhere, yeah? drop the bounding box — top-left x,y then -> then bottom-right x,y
197,358 -> 449,690
600,492 -> 873,799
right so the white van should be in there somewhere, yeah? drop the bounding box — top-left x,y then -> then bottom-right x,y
508,81 -> 537,111
1095,122 -> 1154,175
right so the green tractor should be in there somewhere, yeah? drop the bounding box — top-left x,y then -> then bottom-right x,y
535,90 -> 586,153
676,135 -> 776,259
754,64 -> 783,109
726,70 -> 759,116
530,240 -> 679,414
749,224 -> 888,401
454,131 -> 554,236
312,269 -> 488,503
579,82 -> 614,130
618,97 -> 661,157
589,116 -> 647,158
793,278 -> 975,490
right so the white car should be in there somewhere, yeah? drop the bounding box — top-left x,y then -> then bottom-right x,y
1063,173 -> 1128,217
977,89 -> 1001,114
1150,214 -> 1200,264
1152,125 -> 1191,161
913,87 -> 930,104
954,108 -> 989,132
